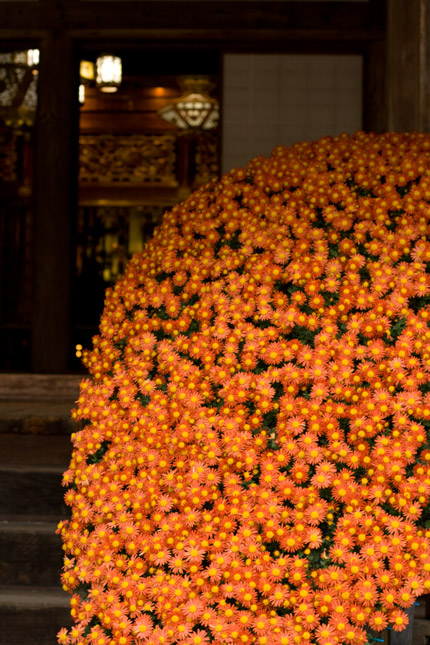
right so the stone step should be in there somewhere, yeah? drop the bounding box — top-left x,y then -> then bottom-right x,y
0,396 -> 77,468
0,586 -> 72,645
0,373 -> 78,470
0,465 -> 68,517
0,399 -> 77,436
0,519 -> 64,587
0,374 -> 81,401
0,375 -> 79,644
0,374 -> 80,470
0,433 -> 72,467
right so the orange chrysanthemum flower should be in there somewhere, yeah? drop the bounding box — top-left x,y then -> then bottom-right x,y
59,132 -> 430,645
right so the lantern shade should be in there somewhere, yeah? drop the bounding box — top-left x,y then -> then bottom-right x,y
96,55 -> 122,92
159,77 -> 219,131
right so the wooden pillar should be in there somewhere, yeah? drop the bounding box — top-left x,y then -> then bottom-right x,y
363,39 -> 387,133
419,0 -> 430,132
386,0 -> 430,132
362,0 -> 387,133
32,33 -> 79,373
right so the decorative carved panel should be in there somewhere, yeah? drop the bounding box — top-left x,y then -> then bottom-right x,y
194,134 -> 219,186
79,134 -> 178,186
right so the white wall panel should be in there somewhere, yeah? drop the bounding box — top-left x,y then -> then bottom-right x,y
222,53 -> 362,172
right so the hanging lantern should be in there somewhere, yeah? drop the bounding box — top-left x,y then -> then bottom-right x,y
79,60 -> 95,106
80,60 -> 95,83
96,54 -> 122,93
158,77 -> 219,131
26,49 -> 40,68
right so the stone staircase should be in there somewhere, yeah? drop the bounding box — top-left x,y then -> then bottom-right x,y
0,375 -> 430,645
0,374 -> 80,645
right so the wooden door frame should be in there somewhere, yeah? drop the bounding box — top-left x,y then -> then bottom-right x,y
0,1 -> 386,372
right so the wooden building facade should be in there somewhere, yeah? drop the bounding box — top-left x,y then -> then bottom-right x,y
0,0 -> 429,373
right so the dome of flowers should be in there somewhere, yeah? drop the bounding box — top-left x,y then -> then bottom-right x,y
58,132 -> 430,645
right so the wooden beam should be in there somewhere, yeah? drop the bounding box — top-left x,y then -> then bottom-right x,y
0,1 -> 384,46
31,33 -> 79,373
